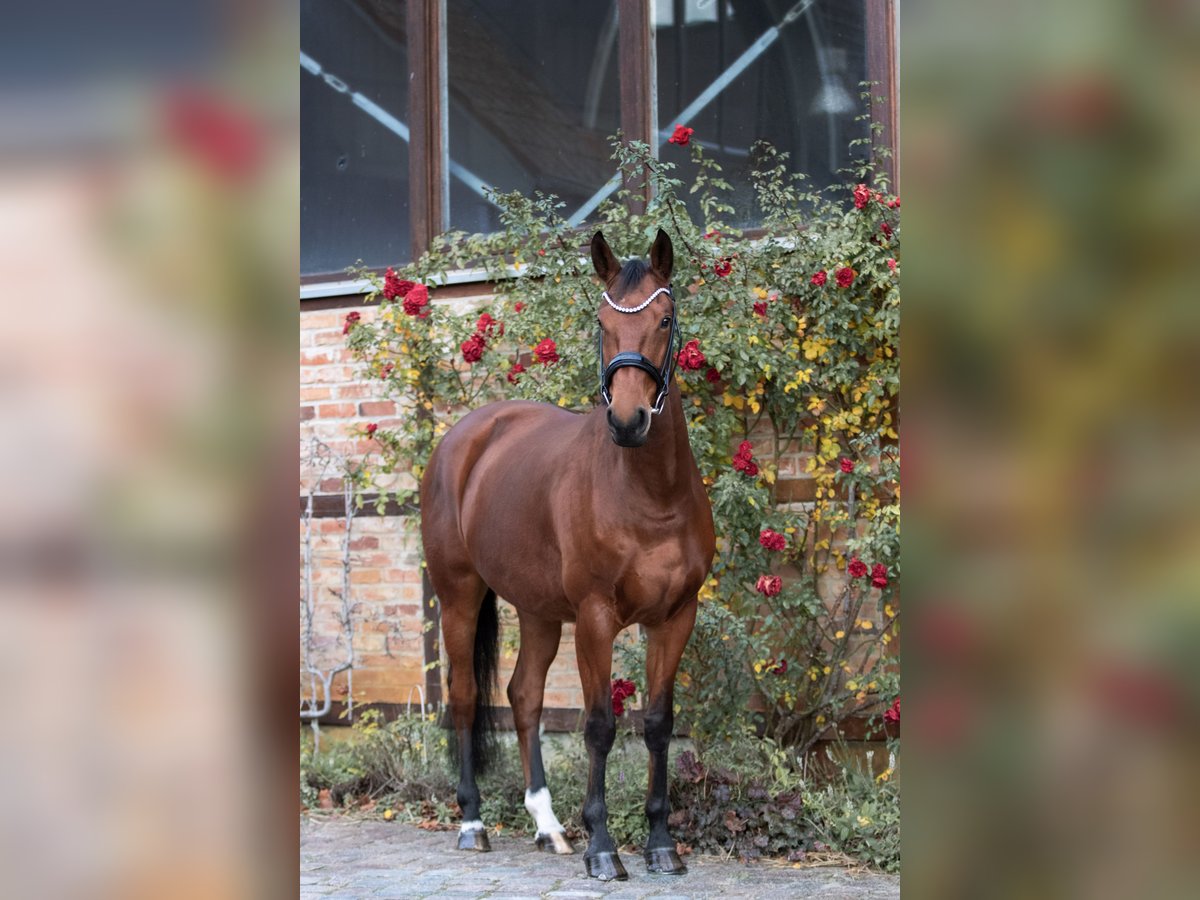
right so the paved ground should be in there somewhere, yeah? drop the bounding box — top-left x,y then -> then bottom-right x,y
300,815 -> 900,899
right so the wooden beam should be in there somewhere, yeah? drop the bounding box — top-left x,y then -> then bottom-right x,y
618,0 -> 655,214
866,0 -> 899,190
407,0 -> 447,259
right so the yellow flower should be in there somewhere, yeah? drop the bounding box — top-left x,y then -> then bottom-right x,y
859,620 -> 873,630
857,815 -> 872,827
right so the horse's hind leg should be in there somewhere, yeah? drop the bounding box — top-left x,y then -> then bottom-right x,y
439,574 -> 498,852
507,613 -> 573,854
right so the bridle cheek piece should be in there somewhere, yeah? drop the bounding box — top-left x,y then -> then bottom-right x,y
598,285 -> 678,416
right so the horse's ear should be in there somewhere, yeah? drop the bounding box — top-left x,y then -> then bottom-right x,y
649,228 -> 674,284
591,231 -> 620,283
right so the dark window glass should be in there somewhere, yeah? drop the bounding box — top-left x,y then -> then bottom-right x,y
445,0 -> 621,234
301,0 -> 410,276
655,0 -> 869,225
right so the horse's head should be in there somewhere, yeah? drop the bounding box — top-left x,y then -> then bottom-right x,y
591,228 -> 676,448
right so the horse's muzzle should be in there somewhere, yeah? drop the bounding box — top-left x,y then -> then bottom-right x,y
607,407 -> 650,447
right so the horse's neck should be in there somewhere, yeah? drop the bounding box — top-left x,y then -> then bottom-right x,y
590,388 -> 694,505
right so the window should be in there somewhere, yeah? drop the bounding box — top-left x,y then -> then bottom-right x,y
656,0 -> 870,225
300,0 -> 895,283
301,0 -> 412,276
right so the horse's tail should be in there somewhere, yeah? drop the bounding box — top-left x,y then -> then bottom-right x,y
468,587 -> 500,775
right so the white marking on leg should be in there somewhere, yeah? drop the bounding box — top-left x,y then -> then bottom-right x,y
459,819 -> 484,833
525,787 -> 565,835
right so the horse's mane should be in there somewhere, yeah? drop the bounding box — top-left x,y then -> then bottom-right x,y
614,258 -> 650,296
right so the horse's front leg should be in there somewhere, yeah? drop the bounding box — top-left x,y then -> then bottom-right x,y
574,602 -> 626,881
641,598 -> 697,875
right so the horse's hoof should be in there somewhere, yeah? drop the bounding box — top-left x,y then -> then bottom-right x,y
644,847 -> 687,875
584,851 -> 628,881
535,831 -> 574,854
456,828 -> 491,852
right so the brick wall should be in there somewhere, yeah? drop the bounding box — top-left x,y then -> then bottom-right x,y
301,289 -> 604,715
300,289 -> 887,721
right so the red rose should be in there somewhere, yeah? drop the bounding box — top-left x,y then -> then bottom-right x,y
705,367 -> 721,384
703,229 -> 722,242
835,267 -> 856,288
810,270 -> 827,287
506,362 -> 525,384
461,332 -> 486,363
759,529 -> 787,552
534,338 -> 559,365
880,221 -> 893,239
884,698 -> 900,724
753,301 -> 767,317
755,574 -> 782,597
714,258 -> 732,277
769,658 -> 788,676
853,183 -> 871,209
476,312 -> 498,335
887,258 -> 897,271
839,457 -> 854,474
514,301 -> 525,313
848,557 -> 868,578
888,198 -> 900,209
380,362 -> 394,379
342,310 -> 361,334
403,283 -> 430,317
733,441 -> 758,477
676,339 -> 706,371
365,423 -> 378,436
668,124 -> 694,146
537,249 -> 546,256
871,563 -> 889,589
383,268 -> 415,301
611,678 -> 637,716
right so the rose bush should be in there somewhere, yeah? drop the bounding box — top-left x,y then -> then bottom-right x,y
343,106 -> 899,762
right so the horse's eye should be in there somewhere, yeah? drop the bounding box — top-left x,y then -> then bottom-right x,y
660,315 -> 673,329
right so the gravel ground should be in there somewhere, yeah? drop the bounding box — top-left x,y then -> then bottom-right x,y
300,815 -> 900,899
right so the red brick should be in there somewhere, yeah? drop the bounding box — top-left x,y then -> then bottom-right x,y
335,384 -> 376,400
313,330 -> 351,347
359,400 -> 396,416
301,311 -> 342,330
350,569 -> 381,584
318,403 -> 357,419
348,536 -> 379,550
301,387 -> 332,402
301,350 -> 334,366
301,406 -> 315,421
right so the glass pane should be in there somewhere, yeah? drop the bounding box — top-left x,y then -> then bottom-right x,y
446,0 -> 621,234
301,0 -> 410,277
655,0 -> 870,225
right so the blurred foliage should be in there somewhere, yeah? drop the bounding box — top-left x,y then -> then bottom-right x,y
344,105 -> 900,759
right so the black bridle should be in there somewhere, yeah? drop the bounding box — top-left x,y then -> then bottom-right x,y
597,285 -> 678,416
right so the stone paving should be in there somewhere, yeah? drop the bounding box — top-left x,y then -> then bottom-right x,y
300,815 -> 900,899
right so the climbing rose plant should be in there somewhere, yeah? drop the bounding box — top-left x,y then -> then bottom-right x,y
343,109 -> 898,759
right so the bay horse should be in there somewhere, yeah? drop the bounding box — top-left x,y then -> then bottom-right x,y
420,229 -> 716,881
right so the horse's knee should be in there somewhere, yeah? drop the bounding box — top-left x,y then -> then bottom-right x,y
583,707 -> 615,755
642,706 -> 673,754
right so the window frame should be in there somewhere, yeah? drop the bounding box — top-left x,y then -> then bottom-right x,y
300,0 -> 897,294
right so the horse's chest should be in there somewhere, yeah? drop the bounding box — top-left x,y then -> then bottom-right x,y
605,535 -> 703,623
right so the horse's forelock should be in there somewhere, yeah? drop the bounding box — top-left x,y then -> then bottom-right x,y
613,258 -> 650,297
